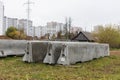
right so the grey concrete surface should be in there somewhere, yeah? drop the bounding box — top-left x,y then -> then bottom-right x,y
22,41 -> 109,65
23,41 -> 49,62
0,40 -> 27,57
43,41 -> 63,64
57,42 -> 109,65
0,51 -> 7,57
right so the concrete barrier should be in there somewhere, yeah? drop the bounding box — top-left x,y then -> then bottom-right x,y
57,42 -> 109,65
22,41 -> 109,65
0,40 -> 27,57
43,41 -> 63,64
23,41 -> 49,62
0,50 -> 7,57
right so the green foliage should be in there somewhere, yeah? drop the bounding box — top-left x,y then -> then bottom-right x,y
18,29 -> 26,39
93,25 -> 120,48
6,26 -> 17,39
6,26 -> 26,39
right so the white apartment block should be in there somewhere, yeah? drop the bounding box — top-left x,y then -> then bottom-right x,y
46,22 -> 64,36
34,26 -> 46,38
40,26 -> 47,37
34,26 -> 40,38
28,26 -> 34,37
18,19 -> 33,36
3,16 -> 19,34
33,22 -> 65,38
3,18 -> 33,36
0,1 -> 4,35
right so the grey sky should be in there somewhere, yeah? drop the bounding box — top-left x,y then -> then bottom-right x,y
2,0 -> 120,31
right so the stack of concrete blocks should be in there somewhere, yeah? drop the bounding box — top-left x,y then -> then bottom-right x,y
0,40 -> 27,57
23,41 -> 109,65
23,41 -> 49,62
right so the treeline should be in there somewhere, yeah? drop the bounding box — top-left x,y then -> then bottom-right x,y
93,24 -> 120,48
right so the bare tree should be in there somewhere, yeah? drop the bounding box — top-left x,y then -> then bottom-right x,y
68,17 -> 72,39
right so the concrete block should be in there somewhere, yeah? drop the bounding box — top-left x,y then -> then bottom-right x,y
43,41 -> 63,64
0,40 -> 27,57
23,41 -> 49,63
57,42 -> 109,65
0,50 -> 7,57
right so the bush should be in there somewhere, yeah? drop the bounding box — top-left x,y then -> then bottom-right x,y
93,25 -> 120,48
6,26 -> 26,39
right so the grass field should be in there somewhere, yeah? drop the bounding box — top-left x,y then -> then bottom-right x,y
0,52 -> 120,80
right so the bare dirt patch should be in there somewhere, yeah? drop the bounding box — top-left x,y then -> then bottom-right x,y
110,50 -> 120,55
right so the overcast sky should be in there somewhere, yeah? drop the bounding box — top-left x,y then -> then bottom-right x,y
2,0 -> 120,31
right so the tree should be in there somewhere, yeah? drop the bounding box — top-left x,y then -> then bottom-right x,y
51,34 -> 56,40
6,26 -> 26,39
93,25 -> 120,48
6,26 -> 17,39
18,28 -> 26,39
57,31 -> 62,39
64,17 -> 72,40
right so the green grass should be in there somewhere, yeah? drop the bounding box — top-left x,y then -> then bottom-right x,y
110,48 -> 120,51
0,55 -> 120,80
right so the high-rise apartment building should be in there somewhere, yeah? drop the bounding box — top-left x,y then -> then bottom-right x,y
46,22 -> 64,35
35,26 -> 47,38
3,16 -> 19,34
18,19 -> 33,36
3,18 -> 33,36
0,1 -> 4,35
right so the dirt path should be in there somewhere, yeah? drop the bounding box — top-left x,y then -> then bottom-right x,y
110,50 -> 120,55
